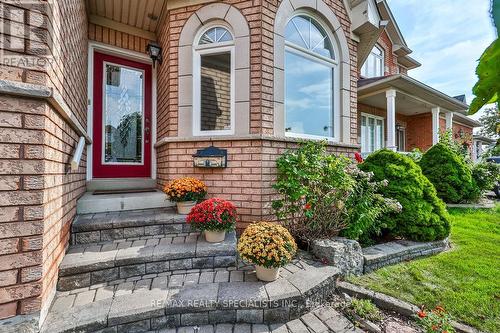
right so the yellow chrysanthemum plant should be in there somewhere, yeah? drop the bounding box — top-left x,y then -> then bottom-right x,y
163,177 -> 207,203
237,222 -> 297,270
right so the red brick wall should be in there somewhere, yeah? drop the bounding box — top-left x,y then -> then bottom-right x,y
377,30 -> 399,76
157,139 -> 356,230
0,1 -> 88,320
155,1 -> 358,229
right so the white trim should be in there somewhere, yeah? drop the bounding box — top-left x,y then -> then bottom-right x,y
361,44 -> 384,78
360,112 -> 385,154
192,43 -> 235,136
86,42 -> 157,181
151,65 -> 158,180
385,89 -> 397,151
431,106 -> 440,145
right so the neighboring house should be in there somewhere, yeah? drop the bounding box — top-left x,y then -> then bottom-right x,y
472,135 -> 497,161
0,0 -> 481,327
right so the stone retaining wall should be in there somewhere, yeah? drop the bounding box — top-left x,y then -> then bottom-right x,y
362,239 -> 449,273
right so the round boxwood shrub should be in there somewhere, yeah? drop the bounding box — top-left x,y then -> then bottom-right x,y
419,143 -> 476,203
359,149 -> 450,241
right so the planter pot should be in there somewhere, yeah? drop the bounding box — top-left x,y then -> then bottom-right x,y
255,265 -> 280,282
204,230 -> 226,243
176,201 -> 197,214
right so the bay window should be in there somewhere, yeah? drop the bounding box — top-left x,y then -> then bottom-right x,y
284,14 -> 339,140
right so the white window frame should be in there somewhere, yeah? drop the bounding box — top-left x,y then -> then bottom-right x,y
193,25 -> 235,136
361,113 -> 385,155
361,45 -> 384,78
284,12 -> 340,142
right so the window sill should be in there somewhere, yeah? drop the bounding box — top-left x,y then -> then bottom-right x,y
155,134 -> 360,149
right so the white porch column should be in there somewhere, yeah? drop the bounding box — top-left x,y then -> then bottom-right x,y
431,107 -> 440,145
386,89 -> 397,151
445,111 -> 453,130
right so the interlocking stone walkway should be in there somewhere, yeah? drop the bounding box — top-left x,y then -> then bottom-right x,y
52,255 -> 316,311
147,306 -> 363,333
42,257 -> 341,332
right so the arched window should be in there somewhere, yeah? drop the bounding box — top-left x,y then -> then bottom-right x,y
361,45 -> 384,78
284,14 -> 338,139
193,26 -> 235,135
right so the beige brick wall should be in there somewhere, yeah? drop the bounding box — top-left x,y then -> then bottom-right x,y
155,0 -> 359,229
0,0 -> 88,320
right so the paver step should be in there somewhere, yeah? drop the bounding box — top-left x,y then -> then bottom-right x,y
143,306 -> 363,332
77,190 -> 173,214
71,208 -> 189,245
43,260 -> 341,333
58,232 -> 237,291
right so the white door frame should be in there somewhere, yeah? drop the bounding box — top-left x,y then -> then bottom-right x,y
86,41 -> 157,181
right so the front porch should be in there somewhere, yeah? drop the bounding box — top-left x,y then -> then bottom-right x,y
357,74 -> 480,155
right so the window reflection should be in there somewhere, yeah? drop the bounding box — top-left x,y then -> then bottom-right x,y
285,52 -> 333,137
104,65 -> 143,163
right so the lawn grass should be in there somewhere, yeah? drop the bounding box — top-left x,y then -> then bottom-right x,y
349,205 -> 500,332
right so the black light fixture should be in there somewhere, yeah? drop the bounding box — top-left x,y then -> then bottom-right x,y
146,42 -> 162,68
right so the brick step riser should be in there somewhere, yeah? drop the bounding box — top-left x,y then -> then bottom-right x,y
71,222 -> 191,245
57,255 -> 237,292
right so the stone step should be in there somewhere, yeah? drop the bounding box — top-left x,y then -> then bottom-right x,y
42,260 -> 341,333
71,208 -> 188,245
76,190 -> 173,214
58,232 -> 238,291
141,305 -> 362,332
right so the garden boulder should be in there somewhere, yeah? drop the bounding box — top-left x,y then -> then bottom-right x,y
311,237 -> 364,275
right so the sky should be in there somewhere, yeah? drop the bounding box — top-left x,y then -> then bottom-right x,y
386,0 -> 497,120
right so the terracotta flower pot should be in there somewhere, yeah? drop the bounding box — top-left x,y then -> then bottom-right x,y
255,265 -> 280,282
204,230 -> 226,243
176,201 -> 197,214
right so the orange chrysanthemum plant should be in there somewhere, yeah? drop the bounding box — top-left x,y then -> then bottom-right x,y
237,222 -> 297,269
164,177 -> 207,203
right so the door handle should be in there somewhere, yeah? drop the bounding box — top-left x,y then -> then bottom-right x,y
145,126 -> 150,143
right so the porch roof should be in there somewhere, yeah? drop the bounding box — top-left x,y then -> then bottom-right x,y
358,74 -> 469,113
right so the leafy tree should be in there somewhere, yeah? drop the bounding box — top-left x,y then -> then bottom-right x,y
478,106 -> 500,156
469,0 -> 500,114
478,106 -> 500,137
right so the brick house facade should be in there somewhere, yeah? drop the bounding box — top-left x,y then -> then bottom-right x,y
0,0 -> 480,328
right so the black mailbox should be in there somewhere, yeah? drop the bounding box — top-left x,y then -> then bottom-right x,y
192,146 -> 228,168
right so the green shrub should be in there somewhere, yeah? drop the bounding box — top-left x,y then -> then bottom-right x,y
360,149 -> 450,241
272,141 -> 397,245
341,168 -> 401,245
472,161 -> 500,196
419,143 -> 476,203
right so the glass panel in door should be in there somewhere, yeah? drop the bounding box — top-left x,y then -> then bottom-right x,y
104,64 -> 144,164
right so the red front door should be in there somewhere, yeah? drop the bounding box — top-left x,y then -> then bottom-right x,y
92,52 -> 152,178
